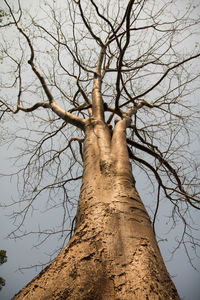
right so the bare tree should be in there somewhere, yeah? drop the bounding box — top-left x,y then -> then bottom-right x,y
0,0 -> 200,299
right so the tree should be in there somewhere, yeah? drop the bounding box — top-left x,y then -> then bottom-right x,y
0,250 -> 7,291
0,0 -> 200,299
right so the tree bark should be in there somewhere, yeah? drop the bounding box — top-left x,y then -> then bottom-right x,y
13,119 -> 180,300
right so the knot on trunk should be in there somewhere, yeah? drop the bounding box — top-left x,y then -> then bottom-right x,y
99,159 -> 114,177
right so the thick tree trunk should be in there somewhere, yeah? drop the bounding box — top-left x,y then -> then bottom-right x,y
13,119 -> 180,300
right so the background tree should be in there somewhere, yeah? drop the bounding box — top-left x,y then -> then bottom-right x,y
0,0 -> 200,299
0,250 -> 7,291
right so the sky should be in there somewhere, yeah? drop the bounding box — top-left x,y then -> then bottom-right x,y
0,0 -> 200,299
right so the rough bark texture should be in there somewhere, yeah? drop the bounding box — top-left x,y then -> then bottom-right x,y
13,119 -> 180,300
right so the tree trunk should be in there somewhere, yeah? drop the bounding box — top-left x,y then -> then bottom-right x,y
13,119 -> 180,300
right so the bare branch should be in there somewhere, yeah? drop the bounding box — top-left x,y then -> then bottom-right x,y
121,53 -> 200,108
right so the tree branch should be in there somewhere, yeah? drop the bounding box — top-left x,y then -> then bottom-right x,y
121,53 -> 200,108
127,138 -> 200,209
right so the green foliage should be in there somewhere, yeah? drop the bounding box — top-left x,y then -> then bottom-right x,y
0,9 -> 10,23
0,9 -> 6,23
0,250 -> 7,291
0,277 -> 5,291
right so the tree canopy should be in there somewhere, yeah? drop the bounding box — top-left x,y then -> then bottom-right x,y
0,0 -> 200,271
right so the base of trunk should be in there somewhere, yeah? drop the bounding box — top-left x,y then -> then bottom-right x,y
13,217 -> 179,300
